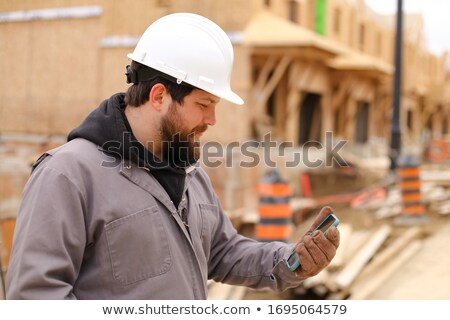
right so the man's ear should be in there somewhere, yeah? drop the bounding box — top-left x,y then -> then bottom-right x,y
149,83 -> 167,112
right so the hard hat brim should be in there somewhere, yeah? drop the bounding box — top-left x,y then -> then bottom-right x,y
222,90 -> 244,106
127,53 -> 244,106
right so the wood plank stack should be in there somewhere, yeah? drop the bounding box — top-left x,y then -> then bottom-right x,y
369,182 -> 450,219
425,184 -> 450,216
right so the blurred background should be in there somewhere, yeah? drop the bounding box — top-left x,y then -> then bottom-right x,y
1,0 -> 450,300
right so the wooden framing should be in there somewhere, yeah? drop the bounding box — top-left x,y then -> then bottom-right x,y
254,55 -> 292,115
1,1 -> 448,144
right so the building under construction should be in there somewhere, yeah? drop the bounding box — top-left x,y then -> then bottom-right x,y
1,0 -> 449,142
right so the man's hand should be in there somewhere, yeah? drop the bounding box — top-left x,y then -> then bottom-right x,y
294,206 -> 340,279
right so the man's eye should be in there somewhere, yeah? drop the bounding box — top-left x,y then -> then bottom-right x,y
199,103 -> 208,109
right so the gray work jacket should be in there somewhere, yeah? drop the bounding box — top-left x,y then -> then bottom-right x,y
6,138 -> 300,299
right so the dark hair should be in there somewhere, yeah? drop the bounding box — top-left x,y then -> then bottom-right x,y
125,61 -> 196,107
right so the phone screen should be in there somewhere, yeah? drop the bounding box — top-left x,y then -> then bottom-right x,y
287,252 -> 298,265
316,214 -> 337,233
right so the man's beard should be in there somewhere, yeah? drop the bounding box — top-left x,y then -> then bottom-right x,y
159,103 -> 207,168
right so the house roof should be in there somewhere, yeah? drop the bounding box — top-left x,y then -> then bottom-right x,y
242,10 -> 393,76
242,10 -> 344,55
328,50 -> 394,75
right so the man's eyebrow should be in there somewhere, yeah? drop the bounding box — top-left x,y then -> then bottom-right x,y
200,97 -> 220,104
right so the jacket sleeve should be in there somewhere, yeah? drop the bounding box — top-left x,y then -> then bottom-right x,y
6,163 -> 87,299
207,199 -> 302,292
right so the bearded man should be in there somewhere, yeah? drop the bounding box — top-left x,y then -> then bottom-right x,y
6,13 -> 339,299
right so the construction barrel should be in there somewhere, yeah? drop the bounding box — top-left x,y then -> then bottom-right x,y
255,169 -> 293,242
0,218 -> 16,297
396,154 -> 426,222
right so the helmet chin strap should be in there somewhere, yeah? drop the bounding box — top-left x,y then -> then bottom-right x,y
125,65 -> 154,84
125,64 -> 186,86
125,65 -> 137,84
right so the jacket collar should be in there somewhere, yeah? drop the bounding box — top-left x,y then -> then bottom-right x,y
118,159 -> 198,212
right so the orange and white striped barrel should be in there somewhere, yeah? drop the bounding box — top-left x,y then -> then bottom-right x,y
397,155 -> 425,217
255,170 -> 293,242
1,217 -> 16,284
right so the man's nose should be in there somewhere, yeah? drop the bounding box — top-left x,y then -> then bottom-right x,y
204,105 -> 216,126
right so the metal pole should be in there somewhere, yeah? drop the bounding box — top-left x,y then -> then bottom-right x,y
390,0 -> 403,170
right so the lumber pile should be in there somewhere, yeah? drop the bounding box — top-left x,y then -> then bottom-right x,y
421,170 -> 450,186
425,184 -> 450,215
301,168 -> 450,219
291,224 -> 424,300
363,182 -> 450,219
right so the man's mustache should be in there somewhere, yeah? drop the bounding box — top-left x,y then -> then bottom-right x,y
192,124 -> 208,134
165,124 -> 208,141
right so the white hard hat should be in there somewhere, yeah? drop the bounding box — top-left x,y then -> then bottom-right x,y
128,13 -> 244,105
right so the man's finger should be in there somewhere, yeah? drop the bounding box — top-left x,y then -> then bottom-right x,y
304,232 -> 330,266
307,206 -> 334,234
325,226 -> 340,248
294,243 -> 315,277
311,230 -> 338,262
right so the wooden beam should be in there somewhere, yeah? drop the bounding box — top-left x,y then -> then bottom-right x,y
286,90 -> 302,119
207,281 -> 232,300
254,55 -> 278,93
332,77 -> 353,111
332,225 -> 392,290
285,89 -> 303,144
344,230 -> 372,261
345,99 -> 358,141
381,95 -> 392,137
288,61 -> 303,87
255,56 -> 292,112
328,223 -> 353,270
296,63 -> 315,91
337,107 -> 345,137
321,89 -> 333,138
422,101 -> 439,127
359,81 -> 373,102
309,101 -> 322,141
350,240 -> 422,300
302,269 -> 331,289
352,227 -> 421,283
274,75 -> 288,138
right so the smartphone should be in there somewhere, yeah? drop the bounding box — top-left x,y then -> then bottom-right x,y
286,213 -> 340,272
312,213 -> 340,236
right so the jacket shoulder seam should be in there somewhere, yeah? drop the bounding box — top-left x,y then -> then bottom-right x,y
39,165 -> 88,206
